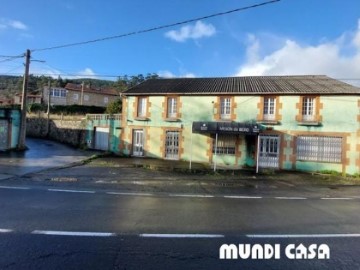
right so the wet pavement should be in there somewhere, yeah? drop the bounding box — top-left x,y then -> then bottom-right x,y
0,155 -> 359,199
1,139 -> 360,198
0,137 -> 98,180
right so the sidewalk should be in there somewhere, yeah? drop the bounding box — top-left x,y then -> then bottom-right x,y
85,156 -> 360,186
2,154 -> 360,199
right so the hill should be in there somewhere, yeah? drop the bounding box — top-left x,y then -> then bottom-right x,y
0,73 -> 158,98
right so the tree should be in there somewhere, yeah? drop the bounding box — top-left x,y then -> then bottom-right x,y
105,99 -> 122,114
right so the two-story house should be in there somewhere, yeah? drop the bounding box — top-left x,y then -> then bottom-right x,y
119,75 -> 360,175
13,93 -> 42,105
43,83 -> 119,107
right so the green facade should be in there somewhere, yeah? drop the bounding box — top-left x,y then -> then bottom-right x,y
120,94 -> 360,175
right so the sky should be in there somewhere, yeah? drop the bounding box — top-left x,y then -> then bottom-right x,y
0,0 -> 360,83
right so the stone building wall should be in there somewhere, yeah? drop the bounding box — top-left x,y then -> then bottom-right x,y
26,115 -> 87,147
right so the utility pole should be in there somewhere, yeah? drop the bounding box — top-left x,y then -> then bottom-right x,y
81,81 -> 84,105
46,80 -> 51,137
18,49 -> 31,150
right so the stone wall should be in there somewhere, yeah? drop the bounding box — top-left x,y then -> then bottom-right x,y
26,116 -> 87,147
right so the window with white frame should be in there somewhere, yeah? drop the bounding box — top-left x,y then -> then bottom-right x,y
167,97 -> 177,118
263,97 -> 276,120
302,97 -> 316,121
212,135 -> 236,155
220,97 -> 231,119
73,93 -> 79,100
296,136 -> 342,163
84,95 -> 89,101
50,88 -> 66,98
104,97 -> 109,104
137,97 -> 147,117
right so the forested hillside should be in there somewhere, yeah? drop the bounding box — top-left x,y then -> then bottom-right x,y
0,73 -> 158,98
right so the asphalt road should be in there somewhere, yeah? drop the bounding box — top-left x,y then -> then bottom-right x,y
1,187 -> 360,269
0,137 -> 96,180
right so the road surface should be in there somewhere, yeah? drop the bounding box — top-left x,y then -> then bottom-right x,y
0,137 -> 95,180
0,186 -> 359,269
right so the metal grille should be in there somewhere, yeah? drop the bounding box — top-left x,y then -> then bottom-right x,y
296,136 -> 342,163
258,135 -> 280,168
212,135 -> 236,155
133,130 -> 144,156
165,131 -> 179,159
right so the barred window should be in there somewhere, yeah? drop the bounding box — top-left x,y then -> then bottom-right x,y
212,135 -> 236,155
296,136 -> 342,163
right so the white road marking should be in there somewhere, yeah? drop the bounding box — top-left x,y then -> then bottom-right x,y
224,195 -> 262,199
321,197 -> 354,200
0,186 -> 30,190
0,229 -> 13,233
48,189 -> 95,194
31,230 -> 115,237
107,192 -> 153,196
247,233 -> 360,238
169,194 -> 215,198
275,197 -> 307,200
139,233 -> 224,238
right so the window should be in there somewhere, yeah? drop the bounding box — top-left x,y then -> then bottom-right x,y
137,97 -> 147,118
220,97 -> 231,119
50,88 -> 66,98
263,97 -> 276,121
165,131 -> 179,159
73,94 -> 79,100
296,136 -> 342,163
167,97 -> 177,118
302,97 -> 315,121
104,97 -> 109,104
212,135 -> 236,155
84,95 -> 89,101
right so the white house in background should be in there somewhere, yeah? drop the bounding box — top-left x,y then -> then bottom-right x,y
43,83 -> 119,107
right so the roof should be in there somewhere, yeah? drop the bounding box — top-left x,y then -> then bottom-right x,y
65,83 -> 118,96
123,75 -> 360,96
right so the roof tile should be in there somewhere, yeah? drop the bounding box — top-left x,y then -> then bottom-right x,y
123,75 -> 360,95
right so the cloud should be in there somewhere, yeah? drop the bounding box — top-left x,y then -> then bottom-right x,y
0,18 -> 28,30
165,20 -> 216,42
77,68 -> 96,77
158,70 -> 196,78
235,19 -> 360,81
8,20 -> 27,30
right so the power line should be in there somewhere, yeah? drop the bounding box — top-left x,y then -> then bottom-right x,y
0,65 -> 24,76
0,55 -> 24,64
31,0 -> 281,52
0,54 -> 24,58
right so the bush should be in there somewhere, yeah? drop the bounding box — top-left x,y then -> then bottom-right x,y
27,104 -> 106,115
105,99 -> 122,114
